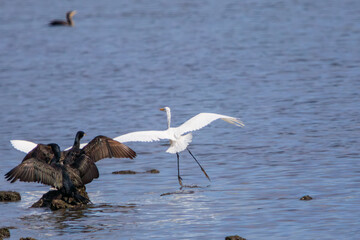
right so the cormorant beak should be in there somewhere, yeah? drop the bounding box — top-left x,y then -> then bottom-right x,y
160,108 -> 165,111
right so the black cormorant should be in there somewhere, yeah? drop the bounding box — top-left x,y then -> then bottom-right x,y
5,131 -> 137,203
49,10 -> 77,27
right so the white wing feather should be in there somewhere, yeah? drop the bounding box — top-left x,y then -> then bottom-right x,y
10,140 -> 38,154
11,140 -> 88,152
114,130 -> 171,143
175,113 -> 244,136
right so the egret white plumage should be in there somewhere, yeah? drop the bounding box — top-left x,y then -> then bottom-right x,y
114,107 -> 244,186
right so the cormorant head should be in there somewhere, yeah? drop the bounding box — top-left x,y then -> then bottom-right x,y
76,131 -> 86,140
67,10 -> 77,18
47,143 -> 61,161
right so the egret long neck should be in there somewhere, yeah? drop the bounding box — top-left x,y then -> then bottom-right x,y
166,108 -> 171,129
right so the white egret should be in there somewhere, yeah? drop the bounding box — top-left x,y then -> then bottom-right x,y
114,107 -> 244,186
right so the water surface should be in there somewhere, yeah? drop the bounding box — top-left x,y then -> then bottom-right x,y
1,0 -> 360,239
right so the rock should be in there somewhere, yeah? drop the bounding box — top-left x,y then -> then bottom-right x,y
20,238 -> 37,240
146,169 -> 160,174
0,228 -> 10,239
225,235 -> 246,240
112,169 -> 160,174
112,170 -> 137,174
300,195 -> 313,200
31,187 -> 89,210
160,190 -> 195,196
0,191 -> 21,202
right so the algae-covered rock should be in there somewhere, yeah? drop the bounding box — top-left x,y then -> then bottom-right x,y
0,228 -> 10,239
112,169 -> 160,174
112,170 -> 137,174
146,169 -> 160,174
225,235 -> 246,240
31,187 -> 89,210
0,191 -> 21,202
300,195 -> 313,200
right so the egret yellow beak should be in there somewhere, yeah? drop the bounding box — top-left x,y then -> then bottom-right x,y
160,108 -> 165,111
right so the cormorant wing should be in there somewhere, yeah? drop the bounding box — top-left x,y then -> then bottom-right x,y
22,144 -> 54,163
81,135 -> 136,162
70,154 -> 99,185
5,158 -> 63,189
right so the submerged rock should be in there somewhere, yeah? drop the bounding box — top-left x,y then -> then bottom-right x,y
300,195 -> 313,200
20,238 -> 37,240
0,228 -> 10,239
0,191 -> 21,202
112,169 -> 160,174
160,190 -> 195,196
31,187 -> 89,210
225,235 -> 246,240
112,170 -> 137,174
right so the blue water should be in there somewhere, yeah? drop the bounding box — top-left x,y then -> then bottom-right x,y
1,0 -> 360,239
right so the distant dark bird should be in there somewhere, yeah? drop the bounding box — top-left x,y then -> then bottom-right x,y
5,132 -> 137,203
49,10 -> 77,27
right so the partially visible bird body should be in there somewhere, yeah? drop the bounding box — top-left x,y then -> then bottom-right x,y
49,10 -> 77,26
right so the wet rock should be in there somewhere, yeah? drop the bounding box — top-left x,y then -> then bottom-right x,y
160,190 -> 195,196
0,191 -> 21,202
300,195 -> 313,200
225,235 -> 246,240
0,228 -> 10,239
112,169 -> 160,174
31,187 -> 89,210
20,238 -> 37,240
146,169 -> 160,174
112,170 -> 137,174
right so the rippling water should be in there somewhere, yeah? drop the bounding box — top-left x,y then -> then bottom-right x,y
1,0 -> 360,239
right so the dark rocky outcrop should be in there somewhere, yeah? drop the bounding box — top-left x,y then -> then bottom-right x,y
31,187 -> 89,210
225,235 -> 246,240
300,195 -> 313,200
20,238 -> 37,240
0,191 -> 21,202
0,228 -> 10,239
160,190 -> 195,196
112,170 -> 137,174
146,169 -> 160,174
112,169 -> 160,174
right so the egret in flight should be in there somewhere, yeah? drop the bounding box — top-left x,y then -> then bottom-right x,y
114,107 -> 244,187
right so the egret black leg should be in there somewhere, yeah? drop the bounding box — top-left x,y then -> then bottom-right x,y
187,148 -> 211,182
177,153 -> 183,187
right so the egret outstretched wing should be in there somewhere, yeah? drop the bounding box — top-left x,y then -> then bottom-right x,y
10,140 -> 38,154
114,130 -> 171,143
175,113 -> 244,136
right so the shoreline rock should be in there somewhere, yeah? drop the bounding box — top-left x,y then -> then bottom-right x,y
0,191 -> 21,202
0,228 -> 10,239
225,235 -> 246,240
300,195 -> 313,200
112,169 -> 160,174
31,187 -> 89,210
